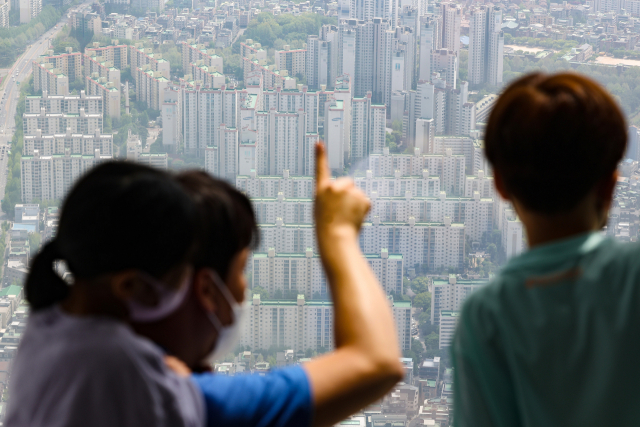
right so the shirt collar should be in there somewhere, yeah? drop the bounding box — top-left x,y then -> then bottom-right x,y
503,231 -> 606,273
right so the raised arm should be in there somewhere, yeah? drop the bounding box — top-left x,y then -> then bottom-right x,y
304,143 -> 404,427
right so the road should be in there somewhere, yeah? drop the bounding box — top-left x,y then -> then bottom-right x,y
0,5 -> 85,216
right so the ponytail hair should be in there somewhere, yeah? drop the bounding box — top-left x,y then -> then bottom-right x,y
25,161 -> 198,311
26,241 -> 68,311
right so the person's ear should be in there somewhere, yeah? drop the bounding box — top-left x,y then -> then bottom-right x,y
595,169 -> 618,227
111,270 -> 159,306
493,170 -> 511,201
192,268 -> 217,313
598,170 -> 618,205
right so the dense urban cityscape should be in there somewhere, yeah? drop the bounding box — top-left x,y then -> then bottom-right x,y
0,0 -> 639,423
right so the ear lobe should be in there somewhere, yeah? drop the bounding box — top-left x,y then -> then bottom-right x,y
493,170 -> 511,201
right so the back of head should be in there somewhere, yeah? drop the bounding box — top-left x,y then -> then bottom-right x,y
176,171 -> 259,281
26,162 -> 198,311
485,72 -> 627,214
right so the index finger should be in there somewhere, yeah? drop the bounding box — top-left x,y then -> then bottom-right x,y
315,142 -> 330,189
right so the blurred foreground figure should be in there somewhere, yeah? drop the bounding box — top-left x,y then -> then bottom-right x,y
6,162 -> 205,427
452,73 -> 640,427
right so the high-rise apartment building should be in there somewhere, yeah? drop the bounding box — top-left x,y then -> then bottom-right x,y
85,42 -> 129,70
33,49 -> 83,96
392,26 -> 416,92
360,216 -> 465,270
21,149 -> 112,203
251,247 -> 403,298
351,0 -> 395,23
23,128 -> 113,157
254,109 -> 318,176
368,147 -> 466,194
236,170 -> 315,199
190,62 -> 225,89
32,63 -> 69,96
468,5 -> 504,86
161,86 -> 181,152
180,41 -> 224,74
419,15 -> 442,82
440,3 -> 461,57
83,54 -> 122,89
25,91 -> 103,115
130,44 -> 171,85
85,75 -> 120,118
239,294 -> 411,352
339,19 -> 393,107
23,109 -> 102,136
19,0 -> 40,23
430,275 -> 485,324
182,83 -> 237,157
275,46 -> 307,78
306,26 -> 339,90
350,92 -> 386,162
0,0 -> 9,28
135,66 -> 169,110
354,169 -> 441,198
254,212 -> 466,270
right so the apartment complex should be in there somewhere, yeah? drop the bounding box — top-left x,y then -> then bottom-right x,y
23,109 -> 102,136
251,247 -> 403,298
33,49 -> 82,96
25,91 -> 102,115
430,275 -> 487,324
21,149 -> 112,203
135,67 -> 169,110
181,41 -> 224,73
23,128 -> 114,157
240,294 -> 411,352
85,43 -> 129,70
275,46 -> 307,78
468,5 -> 504,86
85,74 -> 121,119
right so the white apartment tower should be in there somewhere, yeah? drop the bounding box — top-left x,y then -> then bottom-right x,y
468,5 -> 504,86
441,3 -> 461,57
19,0 -> 40,23
418,15 -> 442,82
0,0 -> 9,28
306,26 -> 339,90
343,18 -> 393,107
351,93 -> 386,163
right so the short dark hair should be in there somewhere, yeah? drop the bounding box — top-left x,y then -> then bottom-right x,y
26,162 -> 198,311
485,72 -> 627,214
176,171 -> 259,281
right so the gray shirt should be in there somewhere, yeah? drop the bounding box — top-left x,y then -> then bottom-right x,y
5,305 -> 205,427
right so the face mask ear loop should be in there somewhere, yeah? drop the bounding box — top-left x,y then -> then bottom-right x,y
208,270 -> 239,324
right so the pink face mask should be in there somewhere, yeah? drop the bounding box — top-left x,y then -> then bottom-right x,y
127,273 -> 192,323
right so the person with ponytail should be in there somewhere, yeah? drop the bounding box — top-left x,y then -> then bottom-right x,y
6,162 -> 205,427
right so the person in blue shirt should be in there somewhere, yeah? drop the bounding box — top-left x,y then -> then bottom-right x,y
133,143 -> 405,427
452,73 -> 640,427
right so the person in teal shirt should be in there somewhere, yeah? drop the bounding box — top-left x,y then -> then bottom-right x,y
452,73 -> 638,427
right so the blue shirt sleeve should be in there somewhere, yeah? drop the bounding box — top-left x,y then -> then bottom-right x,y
191,365 -> 313,427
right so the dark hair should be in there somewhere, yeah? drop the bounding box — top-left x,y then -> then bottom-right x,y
485,72 -> 627,214
26,162 -> 198,311
176,171 -> 259,281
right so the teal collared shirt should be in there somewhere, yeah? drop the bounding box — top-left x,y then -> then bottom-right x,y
453,232 -> 640,427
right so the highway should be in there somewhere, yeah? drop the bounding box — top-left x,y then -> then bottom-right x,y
0,6 -> 84,216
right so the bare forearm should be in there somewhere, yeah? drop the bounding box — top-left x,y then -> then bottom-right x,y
320,230 -> 399,357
